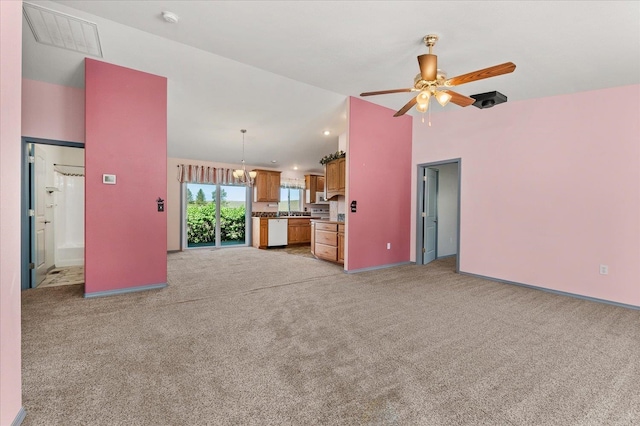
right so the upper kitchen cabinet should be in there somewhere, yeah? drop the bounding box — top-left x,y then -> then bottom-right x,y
325,157 -> 345,200
305,174 -> 326,203
253,170 -> 281,202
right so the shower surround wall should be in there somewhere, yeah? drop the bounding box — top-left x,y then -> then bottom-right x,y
54,172 -> 84,266
36,144 -> 85,268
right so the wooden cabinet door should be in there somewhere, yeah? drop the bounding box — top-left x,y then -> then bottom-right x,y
338,158 -> 346,192
260,219 -> 268,247
301,224 -> 311,243
326,161 -> 339,192
305,175 -> 316,203
267,172 -> 281,201
317,176 -> 325,192
254,170 -> 281,202
287,223 -> 299,244
253,172 -> 269,202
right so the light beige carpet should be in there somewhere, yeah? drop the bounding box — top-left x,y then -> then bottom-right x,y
21,248 -> 640,425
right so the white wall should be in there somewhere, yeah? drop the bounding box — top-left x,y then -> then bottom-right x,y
434,163 -> 458,257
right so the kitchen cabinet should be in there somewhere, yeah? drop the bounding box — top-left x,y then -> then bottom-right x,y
325,157 -> 345,200
252,217 -> 269,248
253,170 -> 281,202
253,217 -> 310,248
287,218 -> 311,244
311,220 -> 344,264
338,223 -> 345,263
305,174 -> 326,204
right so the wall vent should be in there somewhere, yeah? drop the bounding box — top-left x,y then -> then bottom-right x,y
23,2 -> 103,58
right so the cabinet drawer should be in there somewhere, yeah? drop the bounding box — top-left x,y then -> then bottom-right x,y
288,218 -> 310,226
315,243 -> 337,261
316,222 -> 337,232
316,230 -> 337,246
338,223 -> 345,233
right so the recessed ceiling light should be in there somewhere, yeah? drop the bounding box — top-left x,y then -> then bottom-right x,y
271,160 -> 277,163
293,166 -> 298,170
323,130 -> 331,136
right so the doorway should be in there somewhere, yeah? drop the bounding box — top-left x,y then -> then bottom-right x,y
183,182 -> 251,248
416,159 -> 461,271
22,137 -> 85,290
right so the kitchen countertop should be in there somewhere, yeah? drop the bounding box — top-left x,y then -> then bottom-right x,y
253,216 -> 322,219
310,219 -> 345,224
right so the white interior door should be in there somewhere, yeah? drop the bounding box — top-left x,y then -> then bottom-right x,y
34,145 -> 48,286
423,168 -> 438,264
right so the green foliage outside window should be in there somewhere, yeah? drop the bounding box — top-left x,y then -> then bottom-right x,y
187,203 -> 246,244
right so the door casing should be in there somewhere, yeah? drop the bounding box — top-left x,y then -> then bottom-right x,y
416,158 -> 461,272
21,137 -> 84,290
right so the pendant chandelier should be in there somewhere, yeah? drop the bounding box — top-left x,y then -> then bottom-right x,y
232,129 -> 257,184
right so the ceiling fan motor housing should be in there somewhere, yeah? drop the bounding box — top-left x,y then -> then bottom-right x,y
470,91 -> 507,109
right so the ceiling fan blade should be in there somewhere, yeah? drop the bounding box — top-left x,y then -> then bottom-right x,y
442,90 -> 475,107
446,62 -> 516,87
418,54 -> 437,81
360,88 -> 413,96
394,97 -> 417,117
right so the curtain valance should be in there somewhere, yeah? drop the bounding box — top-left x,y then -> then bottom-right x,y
177,164 -> 245,185
280,177 -> 305,190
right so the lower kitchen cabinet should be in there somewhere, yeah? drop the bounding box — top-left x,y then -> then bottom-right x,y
253,217 -> 311,248
311,220 -> 344,264
252,217 -> 269,248
287,218 -> 311,245
338,224 -> 345,263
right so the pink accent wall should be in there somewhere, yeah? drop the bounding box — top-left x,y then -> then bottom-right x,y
347,97 -> 412,271
85,59 -> 167,295
412,84 -> 640,307
0,1 -> 23,423
22,79 -> 85,142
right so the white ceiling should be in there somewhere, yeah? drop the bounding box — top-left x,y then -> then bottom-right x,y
21,1 -> 640,174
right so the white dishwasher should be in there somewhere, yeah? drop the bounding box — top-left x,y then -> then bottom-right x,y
268,219 -> 288,247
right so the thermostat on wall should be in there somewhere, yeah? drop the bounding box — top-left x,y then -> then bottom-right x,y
102,174 -> 116,184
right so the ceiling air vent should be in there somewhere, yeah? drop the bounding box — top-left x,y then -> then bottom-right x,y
23,2 -> 103,58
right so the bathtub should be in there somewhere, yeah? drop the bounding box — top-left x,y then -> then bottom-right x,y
55,243 -> 84,267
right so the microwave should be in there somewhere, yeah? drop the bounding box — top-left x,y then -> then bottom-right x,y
316,192 -> 328,203
306,190 -> 329,204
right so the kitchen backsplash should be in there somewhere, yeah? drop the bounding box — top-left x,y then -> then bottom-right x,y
252,211 -> 311,217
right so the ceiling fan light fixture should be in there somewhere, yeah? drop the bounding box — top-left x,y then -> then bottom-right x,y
416,90 -> 431,107
435,91 -> 452,107
416,102 -> 429,113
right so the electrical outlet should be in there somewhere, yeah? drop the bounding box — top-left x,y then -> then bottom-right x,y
387,243 -> 391,250
599,264 -> 608,275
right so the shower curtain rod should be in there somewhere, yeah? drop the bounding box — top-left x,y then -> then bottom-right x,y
54,163 -> 84,168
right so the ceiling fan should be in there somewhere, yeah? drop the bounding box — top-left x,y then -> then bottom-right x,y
360,34 -> 516,117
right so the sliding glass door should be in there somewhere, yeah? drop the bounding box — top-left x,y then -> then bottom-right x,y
185,182 -> 249,248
